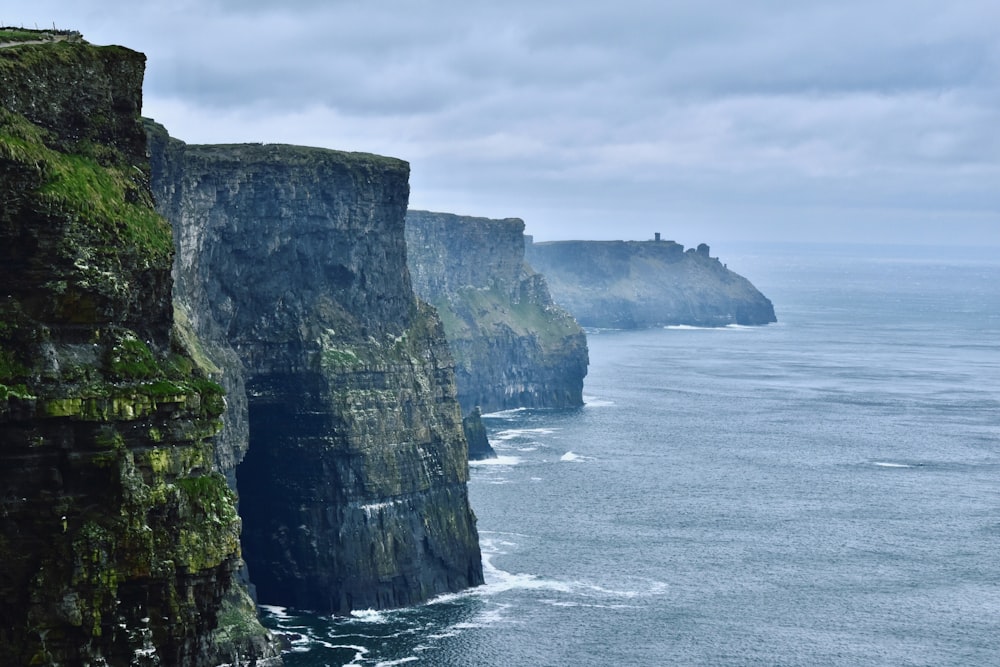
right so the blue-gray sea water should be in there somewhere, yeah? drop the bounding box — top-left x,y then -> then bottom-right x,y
261,243 -> 1000,666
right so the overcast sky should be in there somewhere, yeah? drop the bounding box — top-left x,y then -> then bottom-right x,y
6,1 -> 999,246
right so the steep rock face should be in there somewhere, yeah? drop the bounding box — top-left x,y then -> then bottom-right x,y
0,32 -> 279,666
147,132 -> 484,614
405,211 -> 589,421
526,239 -> 777,328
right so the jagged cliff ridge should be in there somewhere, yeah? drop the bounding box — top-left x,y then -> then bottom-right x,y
147,129 -> 484,614
0,30 -> 279,665
526,239 -> 777,328
406,211 -> 589,427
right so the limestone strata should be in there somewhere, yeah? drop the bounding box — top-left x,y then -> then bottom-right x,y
0,32 -> 279,666
147,131 -> 484,614
526,239 -> 777,328
405,211 -> 589,423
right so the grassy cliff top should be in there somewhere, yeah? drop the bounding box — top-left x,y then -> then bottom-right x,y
143,119 -> 409,173
0,27 -> 84,46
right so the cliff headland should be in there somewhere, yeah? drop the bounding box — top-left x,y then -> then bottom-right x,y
526,238 -> 776,328
0,30 -> 280,666
406,211 -> 589,426
146,129 -> 483,614
1,27 -> 485,665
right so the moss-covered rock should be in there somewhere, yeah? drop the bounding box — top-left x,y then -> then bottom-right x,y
0,30 -> 280,666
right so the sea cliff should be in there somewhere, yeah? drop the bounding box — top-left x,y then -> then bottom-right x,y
147,131 -> 484,614
405,211 -> 589,426
0,31 -> 279,665
526,239 -> 776,328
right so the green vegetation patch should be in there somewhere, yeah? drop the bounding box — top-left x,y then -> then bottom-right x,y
0,109 -> 173,266
107,333 -> 159,380
175,473 -> 240,572
444,286 -> 581,346
0,29 -> 46,42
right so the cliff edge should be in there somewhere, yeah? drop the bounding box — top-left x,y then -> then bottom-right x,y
526,239 -> 776,328
0,31 -> 279,666
406,211 -> 589,427
147,129 -> 484,614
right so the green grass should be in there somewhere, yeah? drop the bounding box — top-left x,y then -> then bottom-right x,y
0,29 -> 49,42
107,335 -> 159,380
0,109 -> 173,265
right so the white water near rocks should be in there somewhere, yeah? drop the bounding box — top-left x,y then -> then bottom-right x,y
262,243 -> 1000,666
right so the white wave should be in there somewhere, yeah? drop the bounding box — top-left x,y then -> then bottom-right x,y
469,455 -> 522,466
873,461 -> 913,468
336,644 -> 369,665
349,608 -> 388,623
480,553 -> 573,595
583,580 -> 669,598
583,395 -> 614,407
481,407 -> 529,418
375,658 -> 419,666
258,604 -> 291,620
492,427 -> 558,441
664,323 -> 753,331
560,451 -> 595,462
478,536 -> 518,557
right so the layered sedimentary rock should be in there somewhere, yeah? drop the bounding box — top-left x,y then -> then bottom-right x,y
526,239 -> 777,328
405,211 -> 589,423
0,31 -> 279,666
147,131 -> 484,613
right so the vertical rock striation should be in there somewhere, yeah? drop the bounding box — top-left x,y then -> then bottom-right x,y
147,131 -> 483,614
0,32 -> 279,666
405,211 -> 589,423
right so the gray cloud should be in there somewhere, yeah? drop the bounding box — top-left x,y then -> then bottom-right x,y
5,0 -> 999,246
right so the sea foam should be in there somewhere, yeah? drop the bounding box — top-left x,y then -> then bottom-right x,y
469,455 -> 522,466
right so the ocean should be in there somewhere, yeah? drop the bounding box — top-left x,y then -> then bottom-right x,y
259,243 -> 1000,666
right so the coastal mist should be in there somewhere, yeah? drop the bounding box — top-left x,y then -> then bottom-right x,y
263,243 -> 1000,666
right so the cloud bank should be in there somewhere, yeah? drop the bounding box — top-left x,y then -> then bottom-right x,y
6,0 -> 999,246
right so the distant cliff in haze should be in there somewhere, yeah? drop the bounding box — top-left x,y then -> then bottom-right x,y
526,238 -> 776,328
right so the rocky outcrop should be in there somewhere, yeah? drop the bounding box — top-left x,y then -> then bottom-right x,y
405,211 -> 589,424
526,239 -> 777,328
0,32 -> 279,666
147,131 -> 483,614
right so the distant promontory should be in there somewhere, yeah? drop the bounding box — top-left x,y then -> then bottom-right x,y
526,237 -> 776,328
